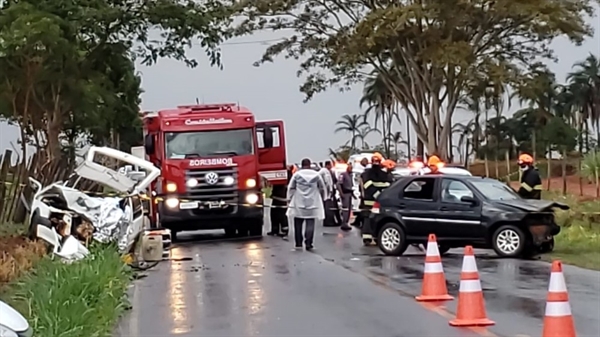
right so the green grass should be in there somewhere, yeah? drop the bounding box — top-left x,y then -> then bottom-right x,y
0,222 -> 27,237
542,191 -> 600,270
1,244 -> 132,337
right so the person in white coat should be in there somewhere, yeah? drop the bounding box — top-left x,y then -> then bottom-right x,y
286,158 -> 326,250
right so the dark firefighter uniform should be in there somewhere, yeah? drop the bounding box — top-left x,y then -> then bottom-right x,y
360,154 -> 393,245
267,167 -> 293,237
517,154 -> 542,199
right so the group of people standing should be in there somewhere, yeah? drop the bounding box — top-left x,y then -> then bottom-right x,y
267,154 -> 398,250
267,158 -> 352,250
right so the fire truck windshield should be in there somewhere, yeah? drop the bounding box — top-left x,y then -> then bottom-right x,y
165,128 -> 254,159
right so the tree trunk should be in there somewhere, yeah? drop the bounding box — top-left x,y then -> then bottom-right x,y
484,109 -> 489,177
406,112 -> 412,161
546,145 -> 552,190
561,148 -> 567,196
505,149 -> 510,182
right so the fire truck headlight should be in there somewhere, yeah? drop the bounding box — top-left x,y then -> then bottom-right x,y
186,178 -> 198,188
245,193 -> 259,204
245,178 -> 257,188
223,176 -> 235,185
165,198 -> 179,208
166,182 -> 177,192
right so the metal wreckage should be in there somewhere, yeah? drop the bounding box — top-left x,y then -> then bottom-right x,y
27,146 -> 170,263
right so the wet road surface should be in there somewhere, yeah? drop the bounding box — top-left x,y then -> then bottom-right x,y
117,218 -> 600,337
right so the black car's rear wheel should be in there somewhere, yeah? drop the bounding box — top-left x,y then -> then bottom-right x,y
377,222 -> 408,256
492,225 -> 527,257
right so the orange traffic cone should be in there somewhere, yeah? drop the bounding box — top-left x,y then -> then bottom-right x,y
542,260 -> 576,337
449,246 -> 495,327
416,234 -> 453,301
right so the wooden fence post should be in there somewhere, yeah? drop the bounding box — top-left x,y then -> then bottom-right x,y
0,149 -> 13,224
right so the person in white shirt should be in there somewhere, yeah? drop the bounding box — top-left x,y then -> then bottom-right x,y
287,158 -> 326,250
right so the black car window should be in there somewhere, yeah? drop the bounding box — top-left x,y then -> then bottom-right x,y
402,177 -> 435,200
440,179 -> 473,203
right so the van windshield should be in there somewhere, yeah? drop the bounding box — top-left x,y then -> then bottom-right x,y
164,129 -> 254,159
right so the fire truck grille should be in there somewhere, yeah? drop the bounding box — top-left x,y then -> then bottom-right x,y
184,167 -> 238,204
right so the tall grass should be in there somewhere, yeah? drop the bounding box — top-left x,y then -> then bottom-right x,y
3,244 -> 131,337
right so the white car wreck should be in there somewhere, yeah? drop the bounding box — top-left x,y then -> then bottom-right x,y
28,146 -> 161,261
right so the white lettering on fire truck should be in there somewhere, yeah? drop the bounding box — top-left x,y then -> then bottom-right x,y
185,118 -> 233,125
189,158 -> 234,166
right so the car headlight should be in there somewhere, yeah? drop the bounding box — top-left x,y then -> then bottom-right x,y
0,324 -> 18,337
245,193 -> 259,204
165,198 -> 179,208
246,178 -> 257,188
166,182 -> 177,192
223,176 -> 235,185
186,178 -> 198,188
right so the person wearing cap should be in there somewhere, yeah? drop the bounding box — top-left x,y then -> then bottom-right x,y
359,152 -> 393,246
517,153 -> 542,199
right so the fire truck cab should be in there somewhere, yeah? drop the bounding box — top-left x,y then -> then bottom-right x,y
141,103 -> 287,239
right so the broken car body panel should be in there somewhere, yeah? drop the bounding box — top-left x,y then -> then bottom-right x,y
29,146 -> 160,259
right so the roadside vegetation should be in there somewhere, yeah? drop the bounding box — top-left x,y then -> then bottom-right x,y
0,0 -> 236,333
2,245 -> 131,337
0,223 -> 46,285
543,191 -> 600,270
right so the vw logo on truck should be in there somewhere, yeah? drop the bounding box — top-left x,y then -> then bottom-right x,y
205,172 -> 219,185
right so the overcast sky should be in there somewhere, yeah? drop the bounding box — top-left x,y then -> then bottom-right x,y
1,13 -> 599,163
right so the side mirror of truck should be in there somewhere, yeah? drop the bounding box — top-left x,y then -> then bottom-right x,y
263,127 -> 274,148
144,135 -> 155,154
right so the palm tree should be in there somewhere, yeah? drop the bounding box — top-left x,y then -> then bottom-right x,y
334,114 -> 369,152
360,70 -> 396,157
567,54 -> 600,151
356,126 -> 378,149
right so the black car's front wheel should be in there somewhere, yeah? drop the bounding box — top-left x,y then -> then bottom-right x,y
492,225 -> 527,257
539,238 -> 555,253
377,222 -> 408,256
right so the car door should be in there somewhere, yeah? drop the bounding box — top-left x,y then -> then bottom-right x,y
436,178 -> 483,238
398,177 -> 439,238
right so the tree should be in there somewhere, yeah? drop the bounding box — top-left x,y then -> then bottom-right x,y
360,70 -> 396,157
334,114 -> 369,152
567,54 -> 600,151
0,0 -> 236,165
235,0 -> 596,158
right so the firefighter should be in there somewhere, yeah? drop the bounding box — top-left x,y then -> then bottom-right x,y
360,152 -> 393,246
383,159 -> 397,180
517,153 -> 542,199
425,155 -> 443,174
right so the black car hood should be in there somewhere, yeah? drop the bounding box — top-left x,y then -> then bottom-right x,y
494,199 -> 570,213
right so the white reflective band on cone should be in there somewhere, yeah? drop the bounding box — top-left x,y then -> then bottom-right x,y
424,262 -> 444,273
548,272 -> 568,292
426,242 -> 440,257
459,279 -> 482,292
545,301 -> 572,316
461,255 -> 478,272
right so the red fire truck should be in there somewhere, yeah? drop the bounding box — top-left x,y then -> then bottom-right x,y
141,103 -> 287,239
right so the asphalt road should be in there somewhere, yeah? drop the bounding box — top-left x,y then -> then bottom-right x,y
117,214 -> 600,337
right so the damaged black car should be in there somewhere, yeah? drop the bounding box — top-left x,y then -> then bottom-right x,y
369,175 -> 568,258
